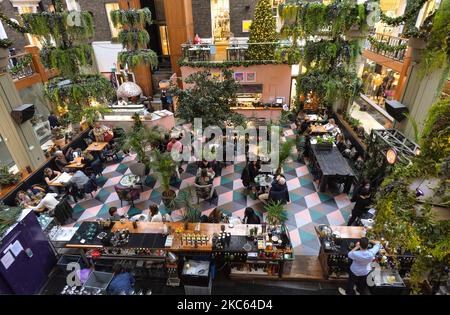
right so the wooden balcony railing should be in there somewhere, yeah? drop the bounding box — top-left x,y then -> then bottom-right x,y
364,33 -> 408,62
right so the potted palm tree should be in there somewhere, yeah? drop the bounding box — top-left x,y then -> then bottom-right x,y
150,149 -> 178,208
0,39 -> 12,70
173,187 -> 201,228
265,200 -> 288,226
275,138 -> 295,175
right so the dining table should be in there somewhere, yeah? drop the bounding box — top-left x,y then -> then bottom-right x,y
86,142 -> 108,152
66,157 -> 85,169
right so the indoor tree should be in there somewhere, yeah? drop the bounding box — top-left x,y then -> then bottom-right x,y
110,8 -> 158,71
170,69 -> 244,129
246,0 -> 279,61
150,149 -> 178,208
11,0 -> 115,122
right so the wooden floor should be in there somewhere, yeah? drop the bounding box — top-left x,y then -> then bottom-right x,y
284,255 -> 325,282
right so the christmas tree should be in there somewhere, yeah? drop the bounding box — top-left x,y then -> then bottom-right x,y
246,0 -> 279,61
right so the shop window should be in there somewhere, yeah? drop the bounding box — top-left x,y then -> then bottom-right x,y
211,0 -> 230,41
105,3 -> 121,39
159,25 -> 170,56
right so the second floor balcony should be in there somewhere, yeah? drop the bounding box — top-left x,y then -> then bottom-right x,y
364,33 -> 408,62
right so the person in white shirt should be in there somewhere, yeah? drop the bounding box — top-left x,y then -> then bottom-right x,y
338,237 -> 381,295
31,193 -> 59,213
149,205 -> 172,222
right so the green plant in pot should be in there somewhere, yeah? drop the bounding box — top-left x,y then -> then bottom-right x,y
0,165 -> 22,187
276,138 -> 295,174
150,149 -> 178,208
0,38 -> 13,70
265,200 -> 288,225
173,187 -> 201,228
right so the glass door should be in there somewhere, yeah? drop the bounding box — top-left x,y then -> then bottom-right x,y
211,0 -> 230,42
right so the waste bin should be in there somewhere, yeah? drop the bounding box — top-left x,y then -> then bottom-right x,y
182,260 -> 212,295
83,271 -> 114,293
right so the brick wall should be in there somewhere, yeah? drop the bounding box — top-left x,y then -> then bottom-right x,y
0,1 -> 29,52
229,0 -> 255,38
78,0 -> 115,42
192,0 -> 212,38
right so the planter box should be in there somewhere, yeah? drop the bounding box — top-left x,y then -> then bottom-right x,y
315,143 -> 333,151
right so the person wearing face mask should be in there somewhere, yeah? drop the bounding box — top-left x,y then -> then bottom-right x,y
348,180 -> 372,226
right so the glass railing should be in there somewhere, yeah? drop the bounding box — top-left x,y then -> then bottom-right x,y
364,33 -> 408,62
180,41 -> 289,63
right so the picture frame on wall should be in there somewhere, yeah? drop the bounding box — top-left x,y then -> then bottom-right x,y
234,72 -> 244,82
242,20 -> 252,33
246,72 -> 256,82
211,72 -> 222,81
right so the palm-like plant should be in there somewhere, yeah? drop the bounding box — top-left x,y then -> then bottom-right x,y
276,138 -> 295,174
265,200 -> 288,225
150,149 -> 178,199
173,187 -> 201,221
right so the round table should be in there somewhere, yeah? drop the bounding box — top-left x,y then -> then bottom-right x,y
255,174 -> 274,188
131,213 -> 149,221
120,175 -> 140,187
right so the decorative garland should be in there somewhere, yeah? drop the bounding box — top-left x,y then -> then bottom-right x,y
8,54 -> 33,76
0,11 -> 29,34
367,36 -> 408,53
178,58 -> 285,68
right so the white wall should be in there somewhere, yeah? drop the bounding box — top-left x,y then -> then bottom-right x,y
91,41 -> 124,73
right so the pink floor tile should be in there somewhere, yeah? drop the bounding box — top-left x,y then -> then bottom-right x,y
218,191 -> 233,206
295,209 -> 313,228
213,177 -> 221,187
305,192 -> 321,208
105,193 -> 120,204
201,207 -> 216,216
118,206 -> 131,216
232,208 -> 246,220
287,178 -> 300,190
289,229 -> 302,248
140,189 -> 153,201
180,176 -> 196,189
326,210 -> 345,226
334,193 -> 352,209
221,166 -> 235,176
296,166 -> 309,177
103,176 -> 123,187
233,179 -> 244,190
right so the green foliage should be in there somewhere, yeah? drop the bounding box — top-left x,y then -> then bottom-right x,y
278,138 -> 295,170
118,29 -> 150,50
40,44 -> 94,78
118,50 -> 158,69
170,69 -> 244,129
301,39 -> 361,69
246,0 -> 279,61
370,96 -> 450,294
110,8 -> 152,28
419,0 -> 450,76
0,38 -> 13,48
0,165 -> 21,186
150,150 -> 178,194
7,54 -> 32,75
367,36 -> 408,53
0,203 -> 24,243
45,75 -> 115,123
265,200 -> 288,225
178,59 -> 285,68
404,112 -> 420,143
0,11 -> 29,34
173,187 -> 200,220
380,0 -> 428,37
78,106 -> 112,126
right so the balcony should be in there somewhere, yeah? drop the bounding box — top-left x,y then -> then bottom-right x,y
180,40 -> 289,65
364,33 -> 408,62
7,52 -> 35,81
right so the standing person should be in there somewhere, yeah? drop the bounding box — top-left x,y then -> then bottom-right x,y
109,207 -> 122,221
241,160 -> 260,188
160,91 -> 168,111
48,112 -> 60,129
347,185 -> 371,226
193,33 -> 201,44
108,263 -> 135,295
338,237 -> 381,295
149,204 -> 172,222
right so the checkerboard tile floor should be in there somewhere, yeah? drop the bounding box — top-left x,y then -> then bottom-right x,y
68,152 -> 353,256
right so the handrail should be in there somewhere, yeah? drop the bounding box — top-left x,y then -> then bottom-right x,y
365,32 -> 408,62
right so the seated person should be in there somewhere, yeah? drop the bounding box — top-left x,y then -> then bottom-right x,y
109,207 -> 123,221
54,151 -> 68,172
241,160 -> 260,188
242,207 -> 261,224
324,118 -> 341,136
68,170 -> 90,189
336,134 -> 347,153
108,263 -> 135,295
259,175 -> 290,204
208,208 -> 224,224
197,158 -> 211,172
196,169 -> 214,186
48,112 -> 60,129
15,190 -> 33,208
43,167 -> 61,193
92,121 -> 113,142
149,204 -> 172,222
30,192 -> 59,213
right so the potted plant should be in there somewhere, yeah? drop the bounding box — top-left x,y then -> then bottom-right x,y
51,127 -> 66,147
265,200 -> 288,226
0,165 -> 22,188
150,149 -> 178,208
173,187 -> 201,227
276,138 -> 295,174
316,136 -> 333,150
0,39 -> 13,70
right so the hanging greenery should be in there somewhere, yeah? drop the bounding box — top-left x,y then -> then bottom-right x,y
367,97 -> 450,294
0,11 -> 29,33
110,8 -> 152,29
380,0 -> 429,36
178,58 -> 284,68
418,0 -> 450,77
111,7 -> 158,70
45,74 -> 115,123
7,53 -> 33,76
367,36 -> 408,53
0,203 -> 24,243
40,44 -> 94,78
0,38 -> 13,48
118,50 -> 158,69
246,0 -> 279,61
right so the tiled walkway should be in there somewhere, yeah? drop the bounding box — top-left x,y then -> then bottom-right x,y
68,127 -> 354,256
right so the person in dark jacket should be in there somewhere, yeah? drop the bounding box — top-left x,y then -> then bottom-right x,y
241,160 -> 260,188
259,175 -> 290,204
242,207 -> 261,224
347,186 -> 371,226
48,112 -> 60,129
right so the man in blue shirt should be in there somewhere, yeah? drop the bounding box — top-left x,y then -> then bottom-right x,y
339,237 -> 381,295
108,264 -> 135,295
